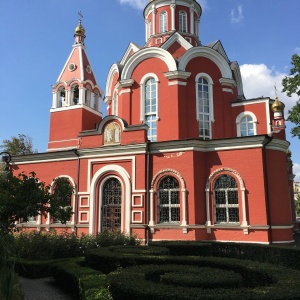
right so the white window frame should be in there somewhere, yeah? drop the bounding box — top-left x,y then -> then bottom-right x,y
236,111 -> 257,137
160,11 -> 168,33
140,73 -> 159,142
213,175 -> 239,224
179,10 -> 187,32
158,176 -> 180,224
195,73 -> 214,139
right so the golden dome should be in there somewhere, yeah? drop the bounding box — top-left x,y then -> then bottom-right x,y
272,96 -> 284,112
75,21 -> 85,35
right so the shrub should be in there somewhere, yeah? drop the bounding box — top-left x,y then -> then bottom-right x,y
13,231 -> 140,260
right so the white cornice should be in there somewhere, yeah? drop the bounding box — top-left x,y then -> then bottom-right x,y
164,70 -> 191,80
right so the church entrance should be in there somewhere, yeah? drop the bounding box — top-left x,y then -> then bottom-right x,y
101,177 -> 122,232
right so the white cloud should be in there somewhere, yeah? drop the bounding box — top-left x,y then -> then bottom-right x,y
118,0 -> 147,10
230,5 -> 243,23
293,163 -> 300,182
118,0 -> 207,11
240,63 -> 298,113
294,47 -> 300,55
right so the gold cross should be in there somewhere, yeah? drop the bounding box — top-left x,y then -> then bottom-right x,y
78,11 -> 83,22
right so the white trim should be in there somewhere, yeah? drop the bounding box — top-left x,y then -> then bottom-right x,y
168,81 -> 187,86
79,196 -> 89,208
121,48 -> 177,80
161,32 -> 193,51
231,98 -> 270,107
132,194 -> 144,207
132,210 -> 143,223
120,43 -> 141,66
79,211 -> 89,223
105,64 -> 120,98
236,111 -> 258,137
179,47 -> 232,78
266,101 -> 272,135
195,73 -> 214,139
50,103 -> 102,117
140,73 -> 159,124
119,88 -> 131,95
57,48 -> 75,81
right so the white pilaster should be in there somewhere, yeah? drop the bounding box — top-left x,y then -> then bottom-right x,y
171,4 -> 176,30
190,6 -> 194,34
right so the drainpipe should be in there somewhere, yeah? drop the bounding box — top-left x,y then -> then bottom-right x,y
262,134 -> 273,244
146,140 -> 150,246
73,149 -> 80,236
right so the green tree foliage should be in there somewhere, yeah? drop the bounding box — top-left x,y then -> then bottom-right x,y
0,172 -> 74,234
282,54 -> 300,138
0,134 -> 37,155
295,193 -> 300,216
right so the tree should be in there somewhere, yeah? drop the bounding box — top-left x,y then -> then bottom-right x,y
0,172 -> 74,234
295,193 -> 300,216
282,54 -> 300,138
0,134 -> 37,155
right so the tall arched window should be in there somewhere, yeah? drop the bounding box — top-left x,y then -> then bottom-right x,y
179,11 -> 187,32
85,85 -> 92,107
112,90 -> 118,115
145,77 -> 157,141
158,176 -> 180,223
58,87 -> 65,108
160,11 -> 168,33
214,175 -> 239,223
72,84 -> 79,105
93,92 -> 99,110
197,77 -> 211,139
101,178 -> 122,232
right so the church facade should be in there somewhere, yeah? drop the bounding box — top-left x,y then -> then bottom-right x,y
13,0 -> 296,245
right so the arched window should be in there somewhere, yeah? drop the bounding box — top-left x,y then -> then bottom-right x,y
145,77 -> 157,141
214,175 -> 239,223
101,178 -> 122,232
179,11 -> 187,32
112,90 -> 118,115
58,87 -> 65,108
236,112 -> 257,137
85,85 -> 92,107
160,11 -> 168,33
72,84 -> 79,105
158,176 -> 180,223
93,92 -> 99,110
196,76 -> 213,139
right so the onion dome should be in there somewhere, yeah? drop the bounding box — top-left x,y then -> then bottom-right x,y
272,96 -> 284,112
75,21 -> 85,35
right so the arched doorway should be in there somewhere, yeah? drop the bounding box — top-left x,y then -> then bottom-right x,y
101,177 -> 122,232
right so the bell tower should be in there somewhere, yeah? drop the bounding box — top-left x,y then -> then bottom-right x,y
144,0 -> 202,47
48,17 -> 103,152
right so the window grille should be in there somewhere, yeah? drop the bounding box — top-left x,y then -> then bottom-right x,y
102,178 -> 122,232
214,175 -> 239,223
158,176 -> 180,223
197,77 -> 210,139
179,11 -> 187,32
160,11 -> 168,33
145,78 -> 157,141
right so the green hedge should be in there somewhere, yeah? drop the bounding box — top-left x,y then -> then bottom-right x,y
14,257 -> 111,300
85,246 -> 170,274
52,258 -> 110,300
150,241 -> 300,270
107,260 -> 300,300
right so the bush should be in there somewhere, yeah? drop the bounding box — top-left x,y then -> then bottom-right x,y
13,231 -> 140,260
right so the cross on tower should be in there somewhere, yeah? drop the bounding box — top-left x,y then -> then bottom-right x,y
274,83 -> 278,97
78,11 -> 83,22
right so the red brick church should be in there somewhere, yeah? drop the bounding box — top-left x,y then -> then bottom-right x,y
13,0 -> 296,245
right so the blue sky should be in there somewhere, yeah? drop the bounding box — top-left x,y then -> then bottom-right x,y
0,0 -> 299,180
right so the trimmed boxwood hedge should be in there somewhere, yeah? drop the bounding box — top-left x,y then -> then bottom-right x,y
52,258 -> 110,300
150,241 -> 300,270
107,260 -> 300,300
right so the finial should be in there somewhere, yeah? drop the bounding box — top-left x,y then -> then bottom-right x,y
78,11 -> 83,23
274,82 -> 278,98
